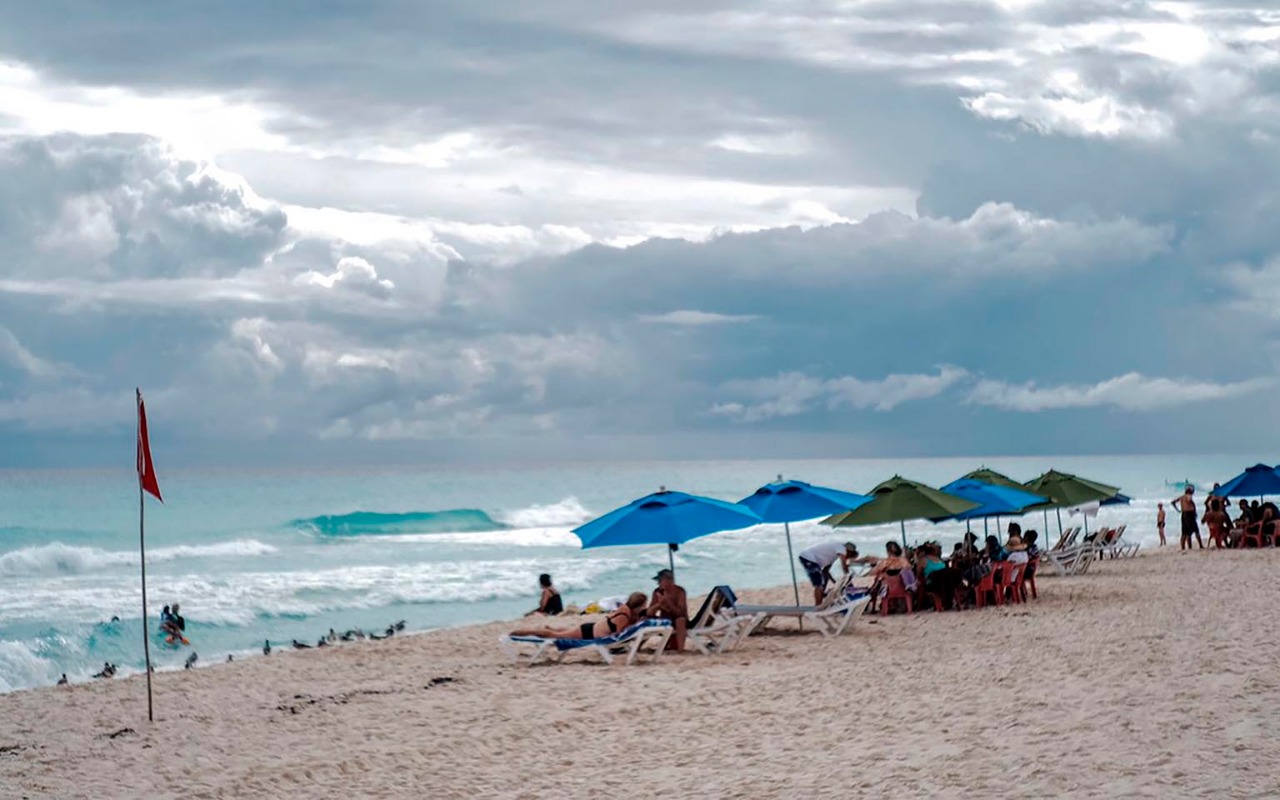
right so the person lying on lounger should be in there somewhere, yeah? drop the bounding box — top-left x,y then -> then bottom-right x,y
510,592 -> 648,640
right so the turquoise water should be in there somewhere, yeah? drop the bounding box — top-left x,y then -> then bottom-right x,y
0,455 -> 1257,691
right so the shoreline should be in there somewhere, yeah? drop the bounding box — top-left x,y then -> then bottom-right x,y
5,546 -> 1280,797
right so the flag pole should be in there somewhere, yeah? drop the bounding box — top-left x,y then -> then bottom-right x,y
137,389 -> 154,723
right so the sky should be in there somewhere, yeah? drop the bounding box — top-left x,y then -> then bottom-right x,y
1,1 -> 1280,467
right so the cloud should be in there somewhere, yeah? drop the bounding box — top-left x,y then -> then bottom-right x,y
638,310 -> 761,325
0,325 -> 74,378
0,3 -> 1279,461
0,133 -> 287,281
294,256 -> 395,299
712,367 -> 967,422
967,373 -> 1275,412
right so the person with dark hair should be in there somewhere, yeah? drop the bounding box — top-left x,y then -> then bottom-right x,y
1202,498 -> 1230,549
1024,530 -> 1040,560
528,573 -> 564,616
865,541 -> 911,610
1172,486 -> 1203,550
984,535 -> 1008,563
918,542 -> 961,609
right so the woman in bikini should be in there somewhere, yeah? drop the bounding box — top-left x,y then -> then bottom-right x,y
510,592 -> 647,639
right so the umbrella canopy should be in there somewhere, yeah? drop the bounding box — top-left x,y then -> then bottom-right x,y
1213,464 -> 1280,498
961,467 -> 1026,490
822,476 -> 980,544
938,479 -> 1047,521
738,479 -> 871,523
1023,470 -> 1120,509
1102,493 -> 1131,506
738,479 -> 871,607
572,489 -> 761,575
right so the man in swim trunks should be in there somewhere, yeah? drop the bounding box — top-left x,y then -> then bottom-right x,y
797,541 -> 860,605
1156,503 -> 1166,546
1171,486 -> 1203,550
645,569 -> 688,651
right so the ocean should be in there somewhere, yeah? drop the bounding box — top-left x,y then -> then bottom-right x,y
0,454 -> 1255,692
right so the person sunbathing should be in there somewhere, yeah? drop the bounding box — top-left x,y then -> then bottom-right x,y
511,592 -> 648,640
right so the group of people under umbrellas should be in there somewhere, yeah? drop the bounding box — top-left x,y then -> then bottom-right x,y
795,524 -> 1040,612
1166,464 -> 1280,550
516,468 -> 1124,645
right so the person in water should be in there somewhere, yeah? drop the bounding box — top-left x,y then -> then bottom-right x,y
161,603 -> 186,639
528,573 -> 564,616
511,592 -> 647,640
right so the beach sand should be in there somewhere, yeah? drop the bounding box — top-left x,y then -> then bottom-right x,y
3,547 -> 1280,799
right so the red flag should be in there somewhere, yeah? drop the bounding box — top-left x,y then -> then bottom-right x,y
136,389 -> 163,503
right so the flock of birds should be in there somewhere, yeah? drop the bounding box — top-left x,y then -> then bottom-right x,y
274,620 -> 408,654
60,619 -> 410,686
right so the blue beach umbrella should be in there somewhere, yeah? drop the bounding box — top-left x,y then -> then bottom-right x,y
572,488 -> 762,577
1213,464 -> 1280,498
938,478 -> 1048,536
738,477 -> 871,606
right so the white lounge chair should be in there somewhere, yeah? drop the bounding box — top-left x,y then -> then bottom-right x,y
1049,527 -> 1081,552
1105,525 -> 1138,558
1044,541 -> 1096,577
500,619 -> 673,666
726,576 -> 871,638
684,586 -> 762,655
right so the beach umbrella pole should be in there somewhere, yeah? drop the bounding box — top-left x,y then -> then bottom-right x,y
1056,508 -> 1063,536
900,520 -> 907,548
784,521 -> 801,607
667,543 -> 676,577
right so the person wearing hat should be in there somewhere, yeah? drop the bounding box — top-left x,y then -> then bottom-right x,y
797,541 -> 862,605
645,569 -> 688,652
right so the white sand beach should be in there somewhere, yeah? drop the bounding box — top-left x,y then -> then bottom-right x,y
3,547 -> 1280,799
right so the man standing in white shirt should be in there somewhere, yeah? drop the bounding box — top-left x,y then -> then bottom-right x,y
797,541 -> 861,605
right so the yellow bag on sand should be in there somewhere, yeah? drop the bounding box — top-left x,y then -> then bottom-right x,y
581,602 -> 601,615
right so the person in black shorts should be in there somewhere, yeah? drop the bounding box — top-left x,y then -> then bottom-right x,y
1172,486 -> 1203,550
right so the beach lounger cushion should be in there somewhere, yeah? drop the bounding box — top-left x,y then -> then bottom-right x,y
500,619 -> 673,667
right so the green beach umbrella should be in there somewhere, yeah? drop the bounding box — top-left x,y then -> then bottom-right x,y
962,467 -> 1026,490
822,476 -> 980,546
1024,470 -> 1121,536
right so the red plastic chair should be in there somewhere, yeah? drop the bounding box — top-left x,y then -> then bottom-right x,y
974,563 -> 1003,608
880,573 -> 914,616
1242,523 -> 1264,549
1023,556 -> 1039,600
1002,562 -> 1027,604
